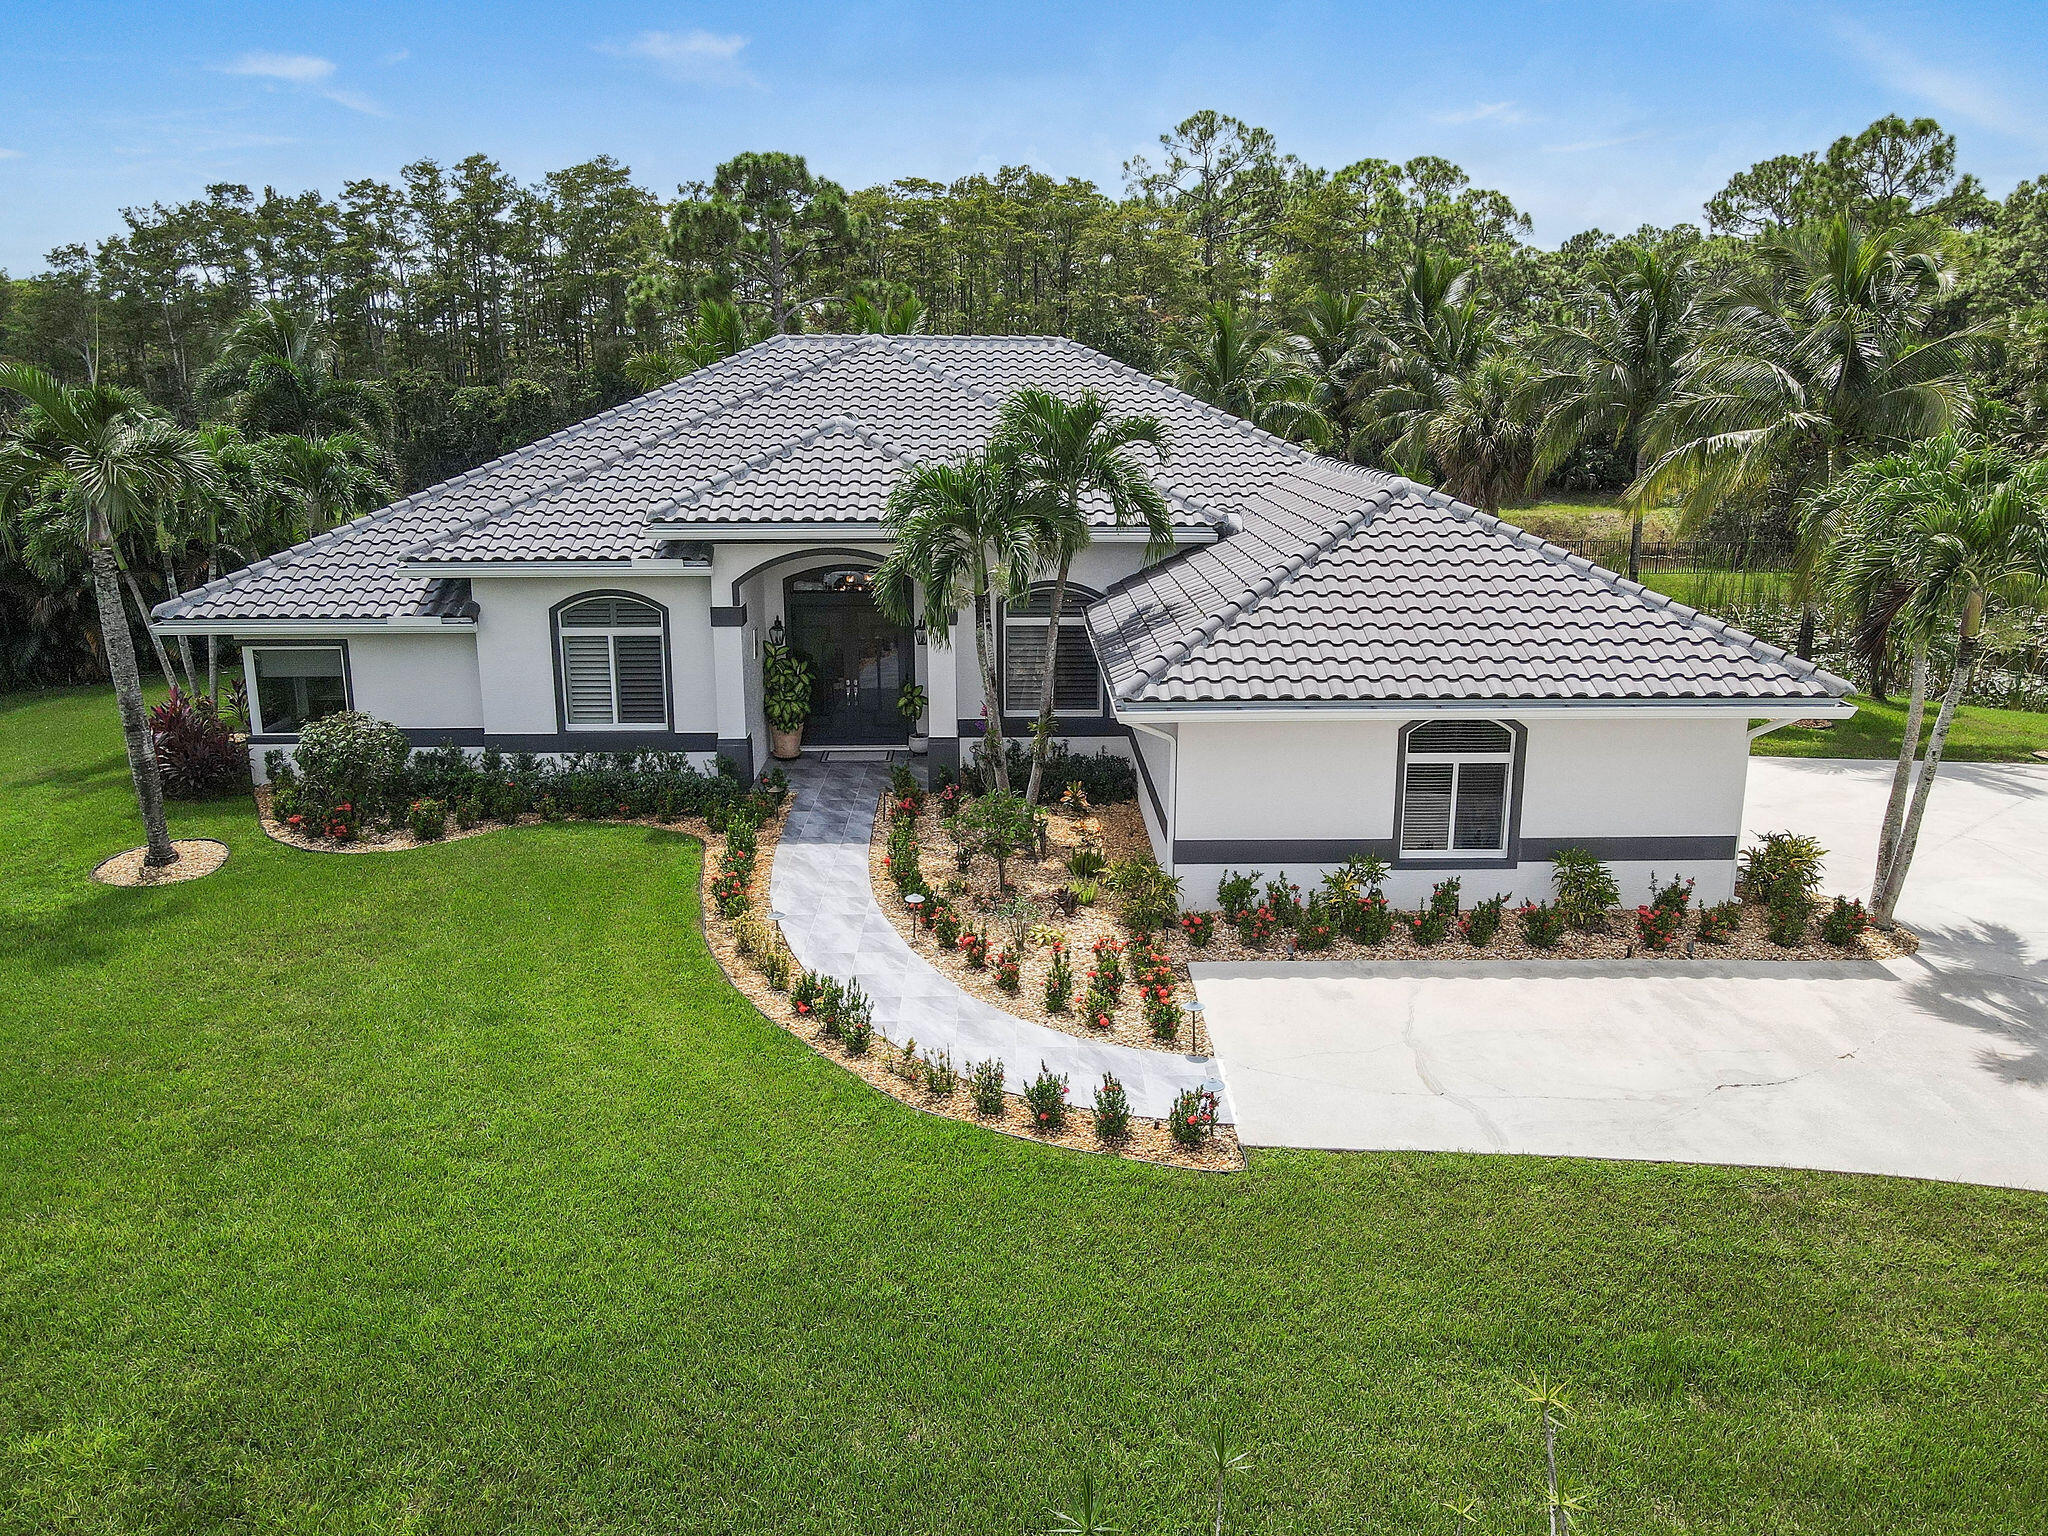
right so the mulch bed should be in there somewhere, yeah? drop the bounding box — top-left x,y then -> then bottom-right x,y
871,798 -> 1917,1046
92,838 -> 229,887
250,789 -> 1241,1172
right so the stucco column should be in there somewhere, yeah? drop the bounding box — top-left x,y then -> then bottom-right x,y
713,614 -> 752,780
923,608 -> 961,777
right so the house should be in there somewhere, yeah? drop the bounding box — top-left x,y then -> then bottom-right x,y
151,334 -> 1854,907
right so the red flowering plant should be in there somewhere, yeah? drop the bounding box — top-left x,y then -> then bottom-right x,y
1023,1065 -> 1069,1132
1296,892 -> 1337,951
1235,904 -> 1278,948
1087,936 -> 1124,1000
710,868 -> 750,918
994,947 -> 1022,994
1141,982 -> 1183,1042
957,927 -> 991,969
1079,981 -> 1117,1030
1180,910 -> 1215,947
929,901 -> 962,948
1168,1086 -> 1219,1150
1634,901 -> 1684,951
322,801 -> 361,842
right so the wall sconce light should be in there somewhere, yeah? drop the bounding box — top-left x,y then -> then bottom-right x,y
769,617 -> 785,648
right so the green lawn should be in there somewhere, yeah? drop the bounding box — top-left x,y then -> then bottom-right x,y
1753,694 -> 2048,762
3,688 -> 2046,1534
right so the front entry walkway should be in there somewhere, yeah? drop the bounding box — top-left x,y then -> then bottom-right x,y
1199,758 -> 2048,1190
767,755 -> 1233,1122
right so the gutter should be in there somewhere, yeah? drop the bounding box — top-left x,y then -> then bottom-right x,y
1112,697 -> 1858,724
150,616 -> 476,638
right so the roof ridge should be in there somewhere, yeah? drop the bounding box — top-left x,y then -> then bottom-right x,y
1404,480 -> 1857,695
1117,483 -> 1397,701
654,416 -> 916,513
398,340 -> 871,562
151,336 -> 850,620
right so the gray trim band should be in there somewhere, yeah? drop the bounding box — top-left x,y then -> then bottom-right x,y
1171,834 -> 1739,866
718,737 -> 756,781
711,605 -> 747,627
957,716 -> 1127,739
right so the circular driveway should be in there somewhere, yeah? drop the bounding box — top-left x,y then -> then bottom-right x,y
1196,758 -> 2048,1189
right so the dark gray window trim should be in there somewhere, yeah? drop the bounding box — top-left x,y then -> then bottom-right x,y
550,589 -> 676,735
246,639 -> 353,738
1391,718 -> 1527,871
996,581 -> 1109,722
710,604 -> 747,627
957,716 -> 1126,739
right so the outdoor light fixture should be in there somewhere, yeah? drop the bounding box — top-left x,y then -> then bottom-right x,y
904,891 -> 925,942
1187,999 -> 1205,1057
769,617 -> 786,647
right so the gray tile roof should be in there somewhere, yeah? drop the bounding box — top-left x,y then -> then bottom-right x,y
1086,456 -> 1853,704
151,332 -> 1848,707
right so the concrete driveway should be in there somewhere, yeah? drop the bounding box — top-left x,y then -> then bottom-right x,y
1196,757 -> 2048,1189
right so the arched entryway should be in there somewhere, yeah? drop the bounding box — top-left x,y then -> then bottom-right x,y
781,563 -> 915,747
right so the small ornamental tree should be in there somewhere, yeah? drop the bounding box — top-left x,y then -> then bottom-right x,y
962,787 -> 1036,892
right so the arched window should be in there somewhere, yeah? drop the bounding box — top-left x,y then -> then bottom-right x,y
1003,586 -> 1103,716
1399,720 -> 1514,855
557,594 -> 668,729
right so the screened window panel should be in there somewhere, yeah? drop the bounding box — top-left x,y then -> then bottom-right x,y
1006,619 -> 1101,715
1452,762 -> 1508,851
562,635 -> 616,724
1400,763 -> 1455,852
1409,720 -> 1513,754
613,635 -> 667,723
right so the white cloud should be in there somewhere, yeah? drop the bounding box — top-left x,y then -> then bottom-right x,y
0,148 -> 23,160
224,51 -> 336,84
1430,100 -> 1531,127
1828,15 -> 2047,149
382,48 -> 411,66
599,29 -> 756,87
218,50 -> 383,115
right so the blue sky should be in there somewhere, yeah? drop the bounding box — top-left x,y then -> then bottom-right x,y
6,1 -> 2048,275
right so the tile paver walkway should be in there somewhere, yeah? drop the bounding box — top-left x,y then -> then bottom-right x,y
767,754 -> 1233,1121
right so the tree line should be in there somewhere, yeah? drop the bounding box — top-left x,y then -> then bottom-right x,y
5,108 -> 2048,699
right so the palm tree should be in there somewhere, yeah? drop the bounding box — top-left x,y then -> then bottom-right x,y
872,455 -> 1047,792
1352,251 -> 1499,479
1290,289 -> 1373,458
624,298 -> 770,389
1167,301 -> 1332,447
992,389 -> 1173,804
848,291 -> 928,335
199,302 -> 393,442
0,365 -> 212,867
256,432 -> 394,538
1426,356 -> 1539,514
1815,434 -> 2048,926
1526,247 -> 1704,578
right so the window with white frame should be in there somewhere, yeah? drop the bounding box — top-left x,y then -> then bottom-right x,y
249,646 -> 348,734
558,595 -> 668,729
1003,587 -> 1102,716
1399,720 -> 1515,856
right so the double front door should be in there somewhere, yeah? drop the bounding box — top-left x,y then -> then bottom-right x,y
783,568 -> 915,746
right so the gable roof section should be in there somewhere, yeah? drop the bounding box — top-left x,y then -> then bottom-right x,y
1087,458 -> 1854,706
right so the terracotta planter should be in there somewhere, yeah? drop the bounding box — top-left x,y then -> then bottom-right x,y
770,725 -> 804,761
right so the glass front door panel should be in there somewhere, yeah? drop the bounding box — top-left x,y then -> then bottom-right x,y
784,577 -> 914,745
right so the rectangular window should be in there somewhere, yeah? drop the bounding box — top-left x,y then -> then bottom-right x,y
1004,609 -> 1101,716
1400,723 -> 1514,856
560,631 -> 669,728
251,646 -> 348,735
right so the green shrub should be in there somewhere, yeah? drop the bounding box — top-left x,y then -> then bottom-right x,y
994,947 -> 1022,994
1043,943 -> 1074,1013
1087,937 -> 1124,1000
1079,982 -> 1117,1030
1216,870 -> 1259,921
1820,895 -> 1870,946
1551,847 -> 1619,931
839,984 -> 874,1055
1092,1074 -> 1132,1145
406,798 -> 447,842
1519,899 -> 1567,949
1141,982 -> 1182,1041
1023,1065 -> 1069,1132
969,1057 -> 1007,1117
294,711 -> 411,819
1462,894 -> 1506,947
1767,887 -> 1814,946
922,1048 -> 959,1098
1347,892 -> 1395,946
1323,853 -> 1389,900
1697,901 -> 1741,943
1168,1087 -> 1218,1150
1740,831 -> 1827,904
1408,907 -> 1450,946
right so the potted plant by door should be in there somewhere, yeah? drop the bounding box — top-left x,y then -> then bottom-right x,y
899,682 -> 929,755
764,636 -> 812,760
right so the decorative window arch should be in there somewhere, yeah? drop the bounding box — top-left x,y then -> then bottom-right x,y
555,592 -> 669,729
1398,719 -> 1516,856
1001,583 -> 1104,716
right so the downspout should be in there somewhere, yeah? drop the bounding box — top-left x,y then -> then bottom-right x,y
1125,717 -> 1177,878
1747,718 -> 1804,742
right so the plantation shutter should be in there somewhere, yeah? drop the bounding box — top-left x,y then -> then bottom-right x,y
1400,763 -> 1454,852
1004,624 -> 1048,715
613,635 -> 666,723
1452,762 -> 1508,850
563,636 -> 615,724
1004,588 -> 1103,715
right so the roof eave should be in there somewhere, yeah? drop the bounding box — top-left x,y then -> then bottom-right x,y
1109,695 -> 1857,722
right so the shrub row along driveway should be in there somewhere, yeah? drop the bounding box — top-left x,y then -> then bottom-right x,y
1198,758 -> 2048,1190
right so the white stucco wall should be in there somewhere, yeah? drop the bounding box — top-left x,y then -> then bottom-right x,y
344,632 -> 483,735
1158,710 -> 1752,909
469,573 -> 715,740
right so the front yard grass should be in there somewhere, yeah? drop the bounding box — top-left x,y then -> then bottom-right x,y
3,686 -> 2045,1534
1754,694 -> 2048,763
